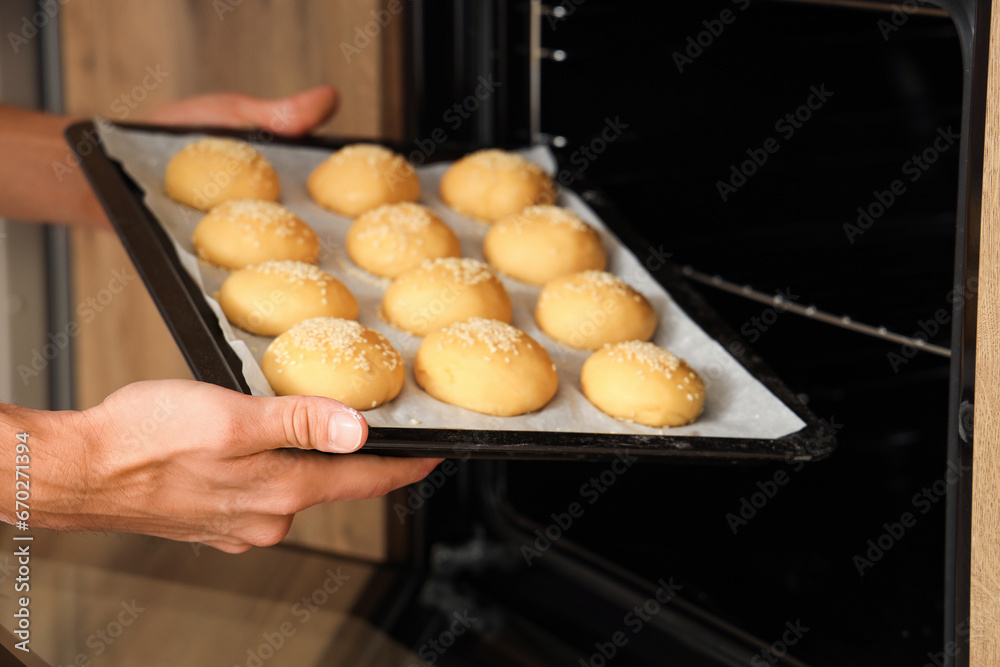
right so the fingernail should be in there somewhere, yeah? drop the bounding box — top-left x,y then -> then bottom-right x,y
327,407 -> 365,453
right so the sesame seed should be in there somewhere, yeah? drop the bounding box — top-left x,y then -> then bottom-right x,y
323,143 -> 410,172
436,317 -> 528,354
250,260 -> 333,285
268,317 -> 401,373
605,340 -> 683,375
352,203 -> 450,253
209,200 -> 304,231
500,205 -> 592,234
183,137 -> 260,164
564,270 -> 634,298
400,257 -> 496,287
464,149 -> 547,178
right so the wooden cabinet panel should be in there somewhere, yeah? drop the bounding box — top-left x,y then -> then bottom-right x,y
973,0 -> 1000,662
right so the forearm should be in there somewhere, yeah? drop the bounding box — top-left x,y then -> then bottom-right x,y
0,105 -> 110,230
0,402 -> 90,531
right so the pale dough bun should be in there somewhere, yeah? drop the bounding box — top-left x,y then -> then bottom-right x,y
165,137 -> 280,210
582,341 -> 705,427
381,258 -> 512,336
439,149 -> 556,222
347,203 -> 462,278
307,144 -> 420,217
262,317 -> 404,411
415,318 -> 558,416
218,261 -> 359,337
535,270 -> 657,350
484,205 -> 606,284
192,200 -> 320,270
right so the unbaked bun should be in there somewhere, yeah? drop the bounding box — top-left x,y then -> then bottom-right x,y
346,203 -> 462,278
484,205 -> 606,284
307,144 -> 420,217
582,341 -> 705,427
415,318 -> 558,416
192,200 -> 320,270
381,258 -> 512,336
535,270 -> 657,350
165,137 -> 280,210
439,149 -> 556,222
262,318 -> 404,411
218,261 -> 358,336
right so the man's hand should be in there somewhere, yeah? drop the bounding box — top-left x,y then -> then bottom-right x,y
17,379 -> 439,553
0,85 -> 339,228
146,85 -> 339,137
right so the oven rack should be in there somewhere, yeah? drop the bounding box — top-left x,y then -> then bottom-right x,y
680,265 -> 952,358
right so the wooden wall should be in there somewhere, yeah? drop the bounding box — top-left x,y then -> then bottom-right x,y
973,0 -> 1000,660
60,0 -> 410,561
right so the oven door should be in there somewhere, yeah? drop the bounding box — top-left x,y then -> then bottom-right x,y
0,521 -> 804,666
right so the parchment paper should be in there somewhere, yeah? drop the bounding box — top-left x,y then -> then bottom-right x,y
97,123 -> 805,440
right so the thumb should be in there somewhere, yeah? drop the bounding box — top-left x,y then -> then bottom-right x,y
231,393 -> 368,455
248,85 -> 339,136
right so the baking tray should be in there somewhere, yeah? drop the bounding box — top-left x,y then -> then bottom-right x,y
67,120 -> 836,462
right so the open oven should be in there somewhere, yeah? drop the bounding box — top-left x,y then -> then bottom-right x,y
0,0 -> 989,665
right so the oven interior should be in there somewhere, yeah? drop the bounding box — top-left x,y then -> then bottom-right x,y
404,1 -> 963,665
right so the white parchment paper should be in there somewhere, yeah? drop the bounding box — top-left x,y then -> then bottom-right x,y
97,123 -> 805,440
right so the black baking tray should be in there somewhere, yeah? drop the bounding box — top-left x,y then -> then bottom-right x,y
67,120 -> 836,462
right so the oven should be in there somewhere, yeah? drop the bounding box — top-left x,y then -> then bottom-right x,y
402,1 -> 973,664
